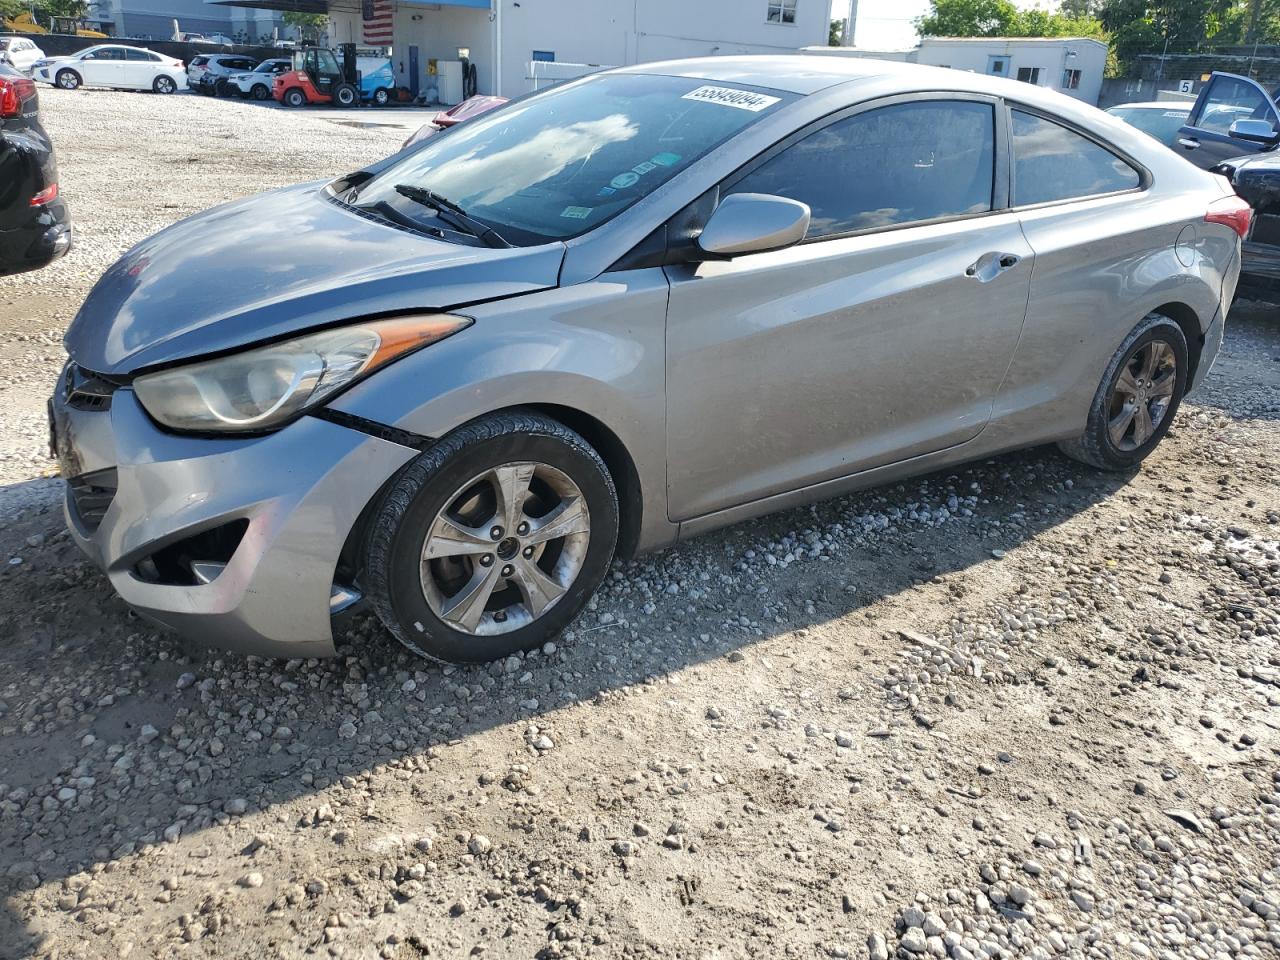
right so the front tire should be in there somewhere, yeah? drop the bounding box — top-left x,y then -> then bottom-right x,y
152,75 -> 176,94
55,69 -> 81,90
251,83 -> 269,101
332,82 -> 358,107
365,412 -> 619,663
1059,313 -> 1189,471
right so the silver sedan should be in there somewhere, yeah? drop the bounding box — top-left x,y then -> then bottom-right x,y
51,56 -> 1246,662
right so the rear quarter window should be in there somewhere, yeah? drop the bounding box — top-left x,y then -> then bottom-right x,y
1011,109 -> 1140,206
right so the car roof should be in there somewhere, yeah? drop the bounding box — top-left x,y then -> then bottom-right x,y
612,54 -> 1068,99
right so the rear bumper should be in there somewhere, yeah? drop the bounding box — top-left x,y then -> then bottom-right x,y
51,378 -> 417,657
1238,239 -> 1280,293
0,199 -> 71,277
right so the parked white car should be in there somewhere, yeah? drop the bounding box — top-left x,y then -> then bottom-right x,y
0,37 -> 45,74
226,57 -> 291,100
32,45 -> 187,94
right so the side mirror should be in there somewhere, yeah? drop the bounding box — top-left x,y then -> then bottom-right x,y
697,193 -> 811,258
1228,118 -> 1280,145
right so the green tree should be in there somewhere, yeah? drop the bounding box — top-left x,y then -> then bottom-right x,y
829,18 -> 844,45
283,11 -> 327,43
918,0 -> 1108,39
41,0 -> 87,19
0,0 -> 30,21
917,0 -> 1020,37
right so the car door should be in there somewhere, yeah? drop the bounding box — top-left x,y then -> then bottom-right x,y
1178,72 -> 1280,168
78,47 -> 123,87
1000,108 -> 1151,424
122,48 -> 150,87
663,95 -> 1033,522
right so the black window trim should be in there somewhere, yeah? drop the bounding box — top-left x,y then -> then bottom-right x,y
1003,99 -> 1151,212
719,90 -> 1012,247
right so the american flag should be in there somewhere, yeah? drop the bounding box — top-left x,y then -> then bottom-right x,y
362,0 -> 393,45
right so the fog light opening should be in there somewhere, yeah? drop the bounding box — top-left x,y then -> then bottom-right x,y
132,519 -> 249,586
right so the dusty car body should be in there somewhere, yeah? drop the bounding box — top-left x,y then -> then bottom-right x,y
51,56 -> 1243,663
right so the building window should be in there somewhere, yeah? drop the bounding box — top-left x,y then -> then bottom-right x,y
1062,68 -> 1081,90
532,50 -> 555,62
767,0 -> 797,24
1016,67 -> 1041,84
987,55 -> 1009,76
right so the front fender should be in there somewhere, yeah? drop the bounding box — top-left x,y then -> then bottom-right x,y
328,267 -> 677,553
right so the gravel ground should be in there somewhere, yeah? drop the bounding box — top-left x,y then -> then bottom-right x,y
1,88 -> 1279,960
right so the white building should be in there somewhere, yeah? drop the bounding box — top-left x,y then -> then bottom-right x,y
211,0 -> 830,102
804,37 -> 1108,105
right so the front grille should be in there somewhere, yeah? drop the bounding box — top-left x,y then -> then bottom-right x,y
63,362 -> 117,412
67,468 -> 118,533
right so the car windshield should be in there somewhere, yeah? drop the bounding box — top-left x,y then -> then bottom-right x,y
350,73 -> 795,245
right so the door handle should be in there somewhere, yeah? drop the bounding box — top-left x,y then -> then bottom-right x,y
965,252 -> 1021,282
1178,137 -> 1200,150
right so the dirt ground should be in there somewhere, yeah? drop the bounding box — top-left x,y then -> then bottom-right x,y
1,88 -> 1278,960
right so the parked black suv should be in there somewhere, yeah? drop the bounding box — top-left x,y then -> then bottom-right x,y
0,62 -> 71,276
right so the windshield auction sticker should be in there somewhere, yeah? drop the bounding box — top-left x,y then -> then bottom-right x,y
682,85 -> 781,112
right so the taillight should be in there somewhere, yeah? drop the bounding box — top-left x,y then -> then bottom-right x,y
1205,194 -> 1253,239
0,75 -> 36,119
30,183 -> 58,206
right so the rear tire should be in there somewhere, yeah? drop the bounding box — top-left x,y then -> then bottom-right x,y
152,75 -> 176,95
282,87 -> 306,107
1058,313 -> 1189,471
365,411 -> 619,664
333,82 -> 358,108
55,69 -> 81,90
373,86 -> 389,106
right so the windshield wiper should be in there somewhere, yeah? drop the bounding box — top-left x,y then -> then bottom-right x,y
354,199 -> 448,240
393,184 -> 512,248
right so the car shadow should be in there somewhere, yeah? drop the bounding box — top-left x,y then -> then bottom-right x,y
0,440 -> 1143,956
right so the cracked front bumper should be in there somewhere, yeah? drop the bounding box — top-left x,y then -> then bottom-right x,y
49,377 -> 416,657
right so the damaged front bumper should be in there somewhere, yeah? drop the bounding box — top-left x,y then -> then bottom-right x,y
48,363 -> 417,657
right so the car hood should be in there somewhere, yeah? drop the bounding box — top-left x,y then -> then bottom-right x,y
65,182 -> 566,375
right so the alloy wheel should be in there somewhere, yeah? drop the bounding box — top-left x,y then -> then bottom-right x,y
419,462 -> 591,636
1107,339 -> 1176,451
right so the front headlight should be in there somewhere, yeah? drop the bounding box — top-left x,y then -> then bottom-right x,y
133,313 -> 470,433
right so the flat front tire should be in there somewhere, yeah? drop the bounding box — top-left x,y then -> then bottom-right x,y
1059,313 -> 1189,471
365,411 -> 619,663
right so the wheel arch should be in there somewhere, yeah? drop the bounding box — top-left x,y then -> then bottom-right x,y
519,403 -> 643,561
335,401 -> 645,588
1149,301 -> 1204,386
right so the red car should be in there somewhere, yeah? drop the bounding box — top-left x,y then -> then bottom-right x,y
401,95 -> 508,149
